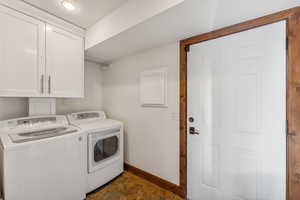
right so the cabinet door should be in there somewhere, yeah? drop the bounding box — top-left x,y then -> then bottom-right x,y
46,24 -> 84,98
0,6 -> 45,97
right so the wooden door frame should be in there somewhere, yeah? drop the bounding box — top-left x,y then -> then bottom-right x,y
179,6 -> 300,199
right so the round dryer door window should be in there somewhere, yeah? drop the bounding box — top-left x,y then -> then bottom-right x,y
94,136 -> 119,162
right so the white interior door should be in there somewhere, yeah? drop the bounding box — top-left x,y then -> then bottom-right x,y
46,24 -> 84,98
187,21 -> 286,200
0,5 -> 45,97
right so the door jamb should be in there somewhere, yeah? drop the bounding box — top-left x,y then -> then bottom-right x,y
179,6 -> 300,199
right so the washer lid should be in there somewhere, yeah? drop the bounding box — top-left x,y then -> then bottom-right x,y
9,126 -> 78,143
0,115 -> 69,135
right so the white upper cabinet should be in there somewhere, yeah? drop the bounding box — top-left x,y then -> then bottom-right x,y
46,25 -> 84,98
0,6 -> 45,97
0,5 -> 84,98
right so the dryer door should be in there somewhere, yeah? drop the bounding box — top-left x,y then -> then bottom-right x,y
88,128 -> 121,173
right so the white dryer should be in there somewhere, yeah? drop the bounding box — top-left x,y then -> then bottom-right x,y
67,111 -> 124,193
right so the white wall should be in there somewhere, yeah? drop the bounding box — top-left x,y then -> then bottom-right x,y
0,98 -> 28,121
103,43 -> 180,185
0,61 -> 103,121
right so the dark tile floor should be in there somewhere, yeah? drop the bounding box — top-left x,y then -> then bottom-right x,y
86,172 -> 183,200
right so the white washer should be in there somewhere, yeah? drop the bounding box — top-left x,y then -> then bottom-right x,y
67,111 -> 124,193
0,115 -> 86,200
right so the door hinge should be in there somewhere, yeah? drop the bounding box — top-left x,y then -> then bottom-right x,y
286,36 -> 289,50
185,45 -> 190,53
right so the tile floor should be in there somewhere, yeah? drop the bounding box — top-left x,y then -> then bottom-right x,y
86,172 -> 183,200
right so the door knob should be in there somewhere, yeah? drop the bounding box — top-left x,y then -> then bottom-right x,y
189,127 -> 200,135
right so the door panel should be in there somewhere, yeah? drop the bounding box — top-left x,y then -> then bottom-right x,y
0,6 -> 45,97
46,24 -> 84,98
187,21 -> 286,200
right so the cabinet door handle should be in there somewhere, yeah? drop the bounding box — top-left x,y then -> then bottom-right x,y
48,76 -> 51,94
40,75 -> 44,94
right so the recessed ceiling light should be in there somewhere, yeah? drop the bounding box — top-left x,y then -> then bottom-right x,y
46,26 -> 53,31
61,0 -> 75,11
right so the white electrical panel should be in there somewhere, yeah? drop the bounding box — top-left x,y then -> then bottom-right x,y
140,68 -> 167,107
